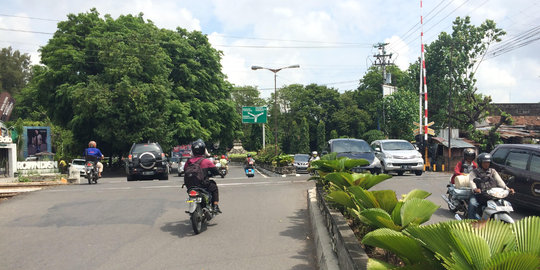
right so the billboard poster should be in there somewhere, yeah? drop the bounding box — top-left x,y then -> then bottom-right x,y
0,92 -> 15,122
23,126 -> 52,158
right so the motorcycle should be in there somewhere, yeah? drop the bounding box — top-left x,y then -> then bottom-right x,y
84,156 -> 99,184
441,184 -> 473,215
184,185 -> 218,234
245,160 -> 255,177
215,162 -> 227,178
441,174 -> 472,215
478,187 -> 514,223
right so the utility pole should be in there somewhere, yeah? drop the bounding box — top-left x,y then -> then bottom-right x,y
372,42 -> 394,131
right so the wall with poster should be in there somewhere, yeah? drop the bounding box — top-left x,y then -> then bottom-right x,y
23,126 -> 52,158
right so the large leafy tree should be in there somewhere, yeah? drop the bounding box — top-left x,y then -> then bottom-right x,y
382,90 -> 419,141
424,16 -> 505,134
0,47 -> 32,95
16,9 -> 239,156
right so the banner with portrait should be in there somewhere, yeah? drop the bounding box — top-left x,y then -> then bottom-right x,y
23,126 -> 52,158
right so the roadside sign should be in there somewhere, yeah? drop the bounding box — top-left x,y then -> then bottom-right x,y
427,128 -> 435,136
242,106 -> 267,124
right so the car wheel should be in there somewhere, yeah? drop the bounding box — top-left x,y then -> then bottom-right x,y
397,171 -> 405,176
414,170 -> 423,176
381,165 -> 387,174
127,174 -> 136,181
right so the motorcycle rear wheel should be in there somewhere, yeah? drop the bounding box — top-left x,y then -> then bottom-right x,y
191,205 -> 204,234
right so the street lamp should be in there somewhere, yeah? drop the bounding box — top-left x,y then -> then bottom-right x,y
251,65 -> 300,155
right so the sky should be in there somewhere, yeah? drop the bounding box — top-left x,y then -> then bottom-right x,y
1,0 -> 539,103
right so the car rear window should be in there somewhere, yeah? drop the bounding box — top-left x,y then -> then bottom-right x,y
530,155 -> 540,174
132,144 -> 161,154
505,151 -> 529,170
72,160 -> 85,165
332,140 -> 371,153
381,141 -> 415,151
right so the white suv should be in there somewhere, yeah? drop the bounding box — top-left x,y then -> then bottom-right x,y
371,139 -> 424,176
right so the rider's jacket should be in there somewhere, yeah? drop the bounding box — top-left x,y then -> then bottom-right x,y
469,168 -> 508,195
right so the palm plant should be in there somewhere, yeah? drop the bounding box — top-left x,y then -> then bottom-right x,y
362,216 -> 540,269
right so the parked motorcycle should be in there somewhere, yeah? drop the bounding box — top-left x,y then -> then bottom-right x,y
84,156 -> 99,185
184,185 -> 218,234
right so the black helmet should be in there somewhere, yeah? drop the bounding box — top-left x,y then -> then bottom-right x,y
477,152 -> 492,163
464,148 -> 476,160
191,139 -> 206,156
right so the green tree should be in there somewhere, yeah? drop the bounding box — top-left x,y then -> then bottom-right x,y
382,90 -> 418,141
298,117 -> 310,153
0,47 -> 32,94
423,16 -> 505,134
16,9 -> 240,157
316,120 -> 326,152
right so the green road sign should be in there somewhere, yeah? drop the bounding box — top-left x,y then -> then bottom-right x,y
242,106 -> 267,124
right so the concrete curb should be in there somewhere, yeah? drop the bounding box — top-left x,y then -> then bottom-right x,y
308,187 -> 370,270
308,187 -> 340,270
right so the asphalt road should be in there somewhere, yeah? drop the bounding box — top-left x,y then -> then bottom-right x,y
1,167 -> 537,270
0,166 -> 317,270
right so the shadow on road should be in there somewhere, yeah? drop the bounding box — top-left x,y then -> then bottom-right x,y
279,209 -> 317,270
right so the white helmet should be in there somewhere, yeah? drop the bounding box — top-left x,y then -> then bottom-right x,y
312,151 -> 318,156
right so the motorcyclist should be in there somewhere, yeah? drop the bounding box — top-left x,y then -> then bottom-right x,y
84,141 -> 104,177
245,153 -> 255,168
184,139 -> 222,213
451,148 -> 478,184
219,155 -> 229,170
309,151 -> 320,163
467,153 -> 514,219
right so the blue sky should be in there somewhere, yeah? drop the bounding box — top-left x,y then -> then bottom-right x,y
1,0 -> 539,103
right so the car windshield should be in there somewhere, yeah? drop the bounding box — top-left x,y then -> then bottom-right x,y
72,160 -> 85,165
132,144 -> 161,154
294,154 -> 310,162
332,140 -> 371,153
381,141 -> 415,151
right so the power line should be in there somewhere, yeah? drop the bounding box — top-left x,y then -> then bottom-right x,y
0,13 -> 60,22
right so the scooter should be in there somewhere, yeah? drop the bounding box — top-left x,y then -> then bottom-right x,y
245,160 -> 255,178
452,187 -> 514,223
479,187 -> 514,223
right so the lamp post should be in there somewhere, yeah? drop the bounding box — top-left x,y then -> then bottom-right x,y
251,65 -> 300,155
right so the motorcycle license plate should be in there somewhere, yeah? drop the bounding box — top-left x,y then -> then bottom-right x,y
495,206 -> 513,212
142,171 -> 154,175
186,198 -> 202,203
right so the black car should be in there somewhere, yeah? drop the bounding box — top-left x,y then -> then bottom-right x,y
126,142 -> 169,181
490,144 -> 540,212
328,138 -> 381,174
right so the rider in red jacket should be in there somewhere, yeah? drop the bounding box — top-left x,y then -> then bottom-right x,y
451,148 -> 478,184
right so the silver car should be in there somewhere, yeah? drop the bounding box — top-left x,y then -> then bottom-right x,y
371,139 -> 424,176
70,158 -> 86,176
